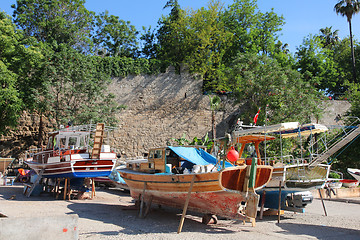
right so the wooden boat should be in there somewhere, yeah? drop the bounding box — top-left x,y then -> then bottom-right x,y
228,122 -> 331,190
25,123 -> 117,179
0,158 -> 15,175
118,146 -> 273,222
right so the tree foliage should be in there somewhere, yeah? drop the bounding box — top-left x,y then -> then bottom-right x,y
225,53 -> 322,125
92,11 -> 139,58
12,0 -> 93,50
0,12 -> 44,134
41,44 -> 121,127
334,0 -> 360,82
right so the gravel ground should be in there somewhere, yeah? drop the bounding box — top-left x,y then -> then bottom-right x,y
1,184 -> 359,240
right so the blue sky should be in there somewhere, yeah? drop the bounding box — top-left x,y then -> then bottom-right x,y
1,0 -> 359,53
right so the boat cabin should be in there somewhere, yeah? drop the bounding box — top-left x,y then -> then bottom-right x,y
126,146 -> 218,174
28,130 -> 91,164
47,131 -> 89,152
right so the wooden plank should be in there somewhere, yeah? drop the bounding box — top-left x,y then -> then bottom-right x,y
139,182 -> 147,218
177,175 -> 196,234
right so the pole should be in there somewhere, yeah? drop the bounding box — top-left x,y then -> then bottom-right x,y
318,189 -> 327,216
278,181 -> 282,223
139,182 -> 147,218
177,175 -> 196,234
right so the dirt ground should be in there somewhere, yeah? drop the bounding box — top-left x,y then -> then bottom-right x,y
1,184 -> 359,240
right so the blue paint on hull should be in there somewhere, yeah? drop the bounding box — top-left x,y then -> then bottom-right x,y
43,171 -> 112,179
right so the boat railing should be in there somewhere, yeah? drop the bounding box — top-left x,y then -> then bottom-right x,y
264,155 -> 295,165
26,147 -> 51,156
56,124 -> 117,133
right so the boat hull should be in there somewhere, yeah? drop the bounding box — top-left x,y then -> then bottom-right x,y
266,164 -> 330,190
347,168 -> 360,181
0,158 -> 14,174
25,158 -> 116,178
119,165 -> 273,219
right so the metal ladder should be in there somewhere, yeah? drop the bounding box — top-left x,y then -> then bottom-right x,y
24,169 -> 44,197
308,121 -> 360,167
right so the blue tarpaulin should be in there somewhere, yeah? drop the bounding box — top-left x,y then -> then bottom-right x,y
168,146 -> 232,167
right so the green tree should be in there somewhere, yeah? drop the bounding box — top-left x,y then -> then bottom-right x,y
332,37 -> 359,96
0,62 -> 22,134
295,34 -> 342,96
140,26 -> 159,59
0,12 -> 44,134
319,26 -> 340,49
12,0 -> 94,50
156,0 -> 184,72
42,44 -> 121,127
92,11 -> 139,58
225,52 -> 322,125
175,1 -> 233,77
334,0 -> 360,82
222,0 -> 285,62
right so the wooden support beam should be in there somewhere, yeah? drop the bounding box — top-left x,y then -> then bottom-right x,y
177,175 -> 196,234
259,190 -> 266,220
91,178 -> 96,199
318,189 -> 327,216
139,182 -> 147,218
63,178 -> 68,200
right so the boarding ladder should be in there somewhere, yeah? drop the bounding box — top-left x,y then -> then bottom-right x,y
24,169 -> 44,197
308,118 -> 360,167
91,123 -> 105,159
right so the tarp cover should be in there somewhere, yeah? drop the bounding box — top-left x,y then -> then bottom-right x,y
168,146 -> 232,167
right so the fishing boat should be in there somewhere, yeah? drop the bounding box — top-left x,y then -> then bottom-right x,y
118,146 -> 273,223
228,122 -> 331,190
24,123 -> 117,179
0,158 -> 15,175
347,168 -> 360,181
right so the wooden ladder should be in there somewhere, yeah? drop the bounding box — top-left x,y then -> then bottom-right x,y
92,123 -> 105,159
24,169 -> 44,197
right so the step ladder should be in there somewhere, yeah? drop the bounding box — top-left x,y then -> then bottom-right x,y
91,123 -> 105,159
309,124 -> 360,167
24,169 -> 44,197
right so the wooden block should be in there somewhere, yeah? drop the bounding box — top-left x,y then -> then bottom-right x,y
263,209 -> 284,216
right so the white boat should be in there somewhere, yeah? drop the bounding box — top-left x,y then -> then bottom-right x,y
347,168 -> 360,181
25,123 -> 117,179
228,122 -> 331,190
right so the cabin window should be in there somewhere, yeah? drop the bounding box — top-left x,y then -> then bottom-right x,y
149,150 -> 154,159
79,136 -> 86,149
154,150 -> 162,159
68,137 -> 78,149
165,150 -> 171,156
59,137 -> 66,149
47,136 -> 54,149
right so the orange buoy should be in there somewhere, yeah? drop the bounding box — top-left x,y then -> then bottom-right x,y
227,147 -> 239,162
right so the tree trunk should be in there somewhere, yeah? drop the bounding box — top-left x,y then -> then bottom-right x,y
212,111 -> 216,142
348,20 -> 357,82
37,113 -> 44,148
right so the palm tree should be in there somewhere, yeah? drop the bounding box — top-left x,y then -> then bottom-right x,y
319,27 -> 340,48
334,0 -> 360,82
